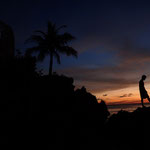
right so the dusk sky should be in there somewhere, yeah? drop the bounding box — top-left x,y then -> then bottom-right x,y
1,0 -> 150,104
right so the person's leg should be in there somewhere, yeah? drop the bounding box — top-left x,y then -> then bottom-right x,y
141,98 -> 145,107
147,95 -> 150,102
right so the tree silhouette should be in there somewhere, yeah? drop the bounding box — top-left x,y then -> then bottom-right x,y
25,21 -> 78,76
0,20 -> 15,61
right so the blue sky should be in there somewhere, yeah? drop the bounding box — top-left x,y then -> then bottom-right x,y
1,0 -> 150,103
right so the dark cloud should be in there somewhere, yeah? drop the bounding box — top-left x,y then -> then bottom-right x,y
103,94 -> 108,97
119,94 -> 128,98
57,62 -> 140,93
57,32 -> 150,94
119,93 -> 133,98
128,93 -> 133,97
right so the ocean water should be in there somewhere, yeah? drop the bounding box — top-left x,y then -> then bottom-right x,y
107,103 -> 150,116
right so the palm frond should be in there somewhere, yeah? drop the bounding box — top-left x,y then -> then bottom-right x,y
47,21 -> 56,34
59,33 -> 75,44
57,25 -> 67,32
58,46 -> 78,58
35,30 -> 47,38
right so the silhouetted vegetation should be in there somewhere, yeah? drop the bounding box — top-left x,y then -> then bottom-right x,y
1,20 -> 150,149
25,21 -> 78,76
0,47 -> 110,148
0,20 -> 14,61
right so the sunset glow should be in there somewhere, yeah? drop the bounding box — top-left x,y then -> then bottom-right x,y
94,81 -> 150,105
2,1 -> 150,105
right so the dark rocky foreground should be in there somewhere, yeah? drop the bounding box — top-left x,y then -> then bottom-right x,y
105,106 -> 150,150
0,57 -> 109,149
0,57 -> 150,149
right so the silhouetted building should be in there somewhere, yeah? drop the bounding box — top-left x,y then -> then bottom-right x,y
0,21 -> 15,61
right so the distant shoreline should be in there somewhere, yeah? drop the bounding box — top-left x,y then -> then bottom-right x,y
107,102 -> 150,106
107,103 -> 150,115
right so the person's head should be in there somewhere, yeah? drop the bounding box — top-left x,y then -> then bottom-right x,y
142,75 -> 147,80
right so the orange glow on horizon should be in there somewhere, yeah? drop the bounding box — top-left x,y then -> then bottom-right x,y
94,84 -> 150,105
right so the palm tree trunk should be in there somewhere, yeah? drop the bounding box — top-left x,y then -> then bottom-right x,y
49,52 -> 53,76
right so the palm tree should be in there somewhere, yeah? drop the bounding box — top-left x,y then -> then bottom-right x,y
25,21 -> 78,76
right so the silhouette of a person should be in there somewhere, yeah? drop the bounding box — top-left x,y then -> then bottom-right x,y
139,75 -> 150,107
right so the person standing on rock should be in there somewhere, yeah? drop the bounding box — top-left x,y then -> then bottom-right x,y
139,75 -> 150,107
